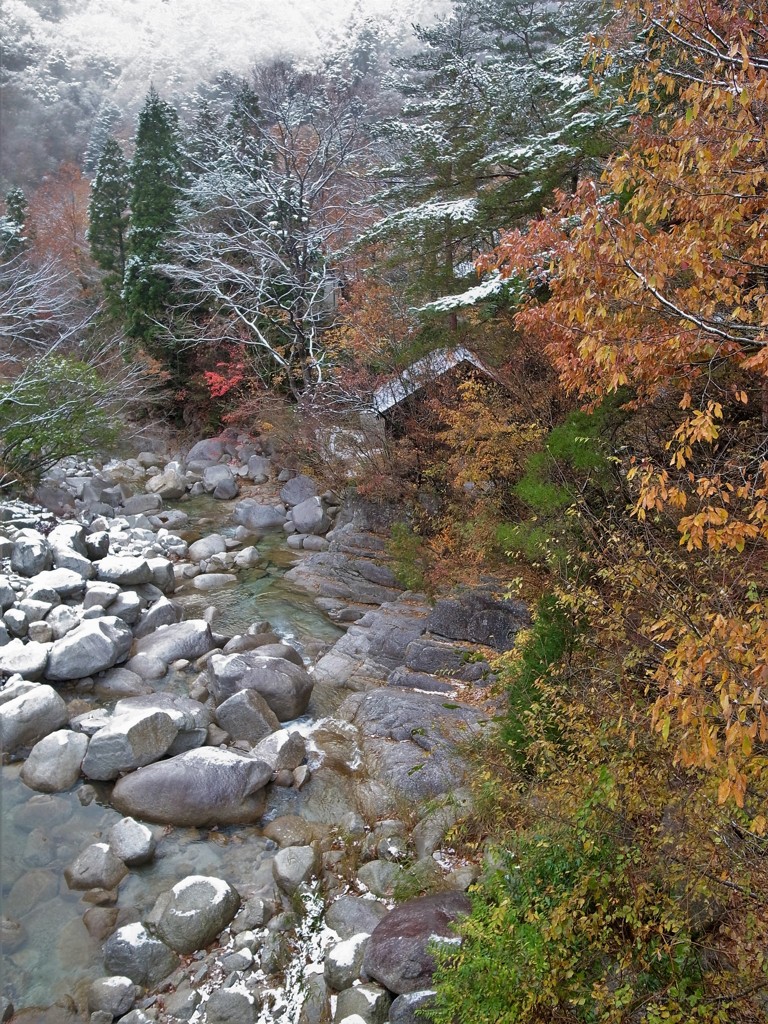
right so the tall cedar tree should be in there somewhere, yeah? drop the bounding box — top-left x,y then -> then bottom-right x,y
88,137 -> 131,314
123,87 -> 184,347
1,188 -> 29,257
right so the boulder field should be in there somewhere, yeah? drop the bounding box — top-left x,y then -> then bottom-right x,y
0,435 -> 529,1024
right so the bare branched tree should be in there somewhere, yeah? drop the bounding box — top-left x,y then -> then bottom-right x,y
0,253 -> 89,364
158,60 -> 373,398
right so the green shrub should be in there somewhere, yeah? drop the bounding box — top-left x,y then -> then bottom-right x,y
513,406 -> 614,517
498,593 -> 575,770
387,521 -> 429,592
428,773 -> 725,1024
0,355 -> 120,487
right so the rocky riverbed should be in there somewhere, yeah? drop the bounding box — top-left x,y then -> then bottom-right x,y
0,433 -> 529,1024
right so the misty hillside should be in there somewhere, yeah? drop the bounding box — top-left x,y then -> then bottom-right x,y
1,0 -> 450,188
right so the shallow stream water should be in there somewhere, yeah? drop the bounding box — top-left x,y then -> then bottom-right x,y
1,501 -> 345,1016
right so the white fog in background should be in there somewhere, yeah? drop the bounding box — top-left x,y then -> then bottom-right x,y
8,0 -> 452,105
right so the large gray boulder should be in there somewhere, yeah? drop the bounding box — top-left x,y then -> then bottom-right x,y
188,533 -> 227,562
187,437 -> 230,463
103,923 -> 179,987
272,844 -> 319,895
133,596 -> 181,639
0,684 -> 68,753
149,875 -> 241,954
27,568 -> 88,599
0,638 -> 49,680
11,532 -> 52,577
147,556 -> 175,594
335,983 -> 392,1024
205,988 -> 259,1024
388,991 -> 437,1024
111,747 -> 272,826
247,454 -> 271,483
122,493 -> 162,515
325,897 -> 390,941
215,689 -> 280,745
113,693 -> 211,754
0,678 -> 39,706
108,817 -> 156,866
146,466 -> 187,500
203,464 -> 238,500
0,575 -> 15,611
325,933 -> 369,992
207,652 -> 313,721
93,667 -> 153,699
20,729 -> 88,792
81,708 -> 179,780
48,522 -> 94,577
362,892 -> 470,995
88,976 -> 136,1018
291,496 -> 330,535
251,729 -> 307,773
279,474 -> 318,507
131,619 -> 216,666
232,499 -> 287,532
45,616 -> 133,681
64,842 -> 128,891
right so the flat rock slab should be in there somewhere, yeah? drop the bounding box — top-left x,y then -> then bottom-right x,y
337,688 -> 483,801
426,592 -> 529,651
111,747 -> 272,826
362,892 -> 471,995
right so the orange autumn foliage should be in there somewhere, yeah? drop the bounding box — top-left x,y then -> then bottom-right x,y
28,163 -> 92,285
481,0 -> 768,805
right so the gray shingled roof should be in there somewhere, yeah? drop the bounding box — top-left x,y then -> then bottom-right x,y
371,345 -> 492,415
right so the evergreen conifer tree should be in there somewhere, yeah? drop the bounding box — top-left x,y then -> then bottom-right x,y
1,188 -> 29,257
84,100 -> 123,175
87,137 -> 131,315
368,0 -> 625,319
123,86 -> 184,346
